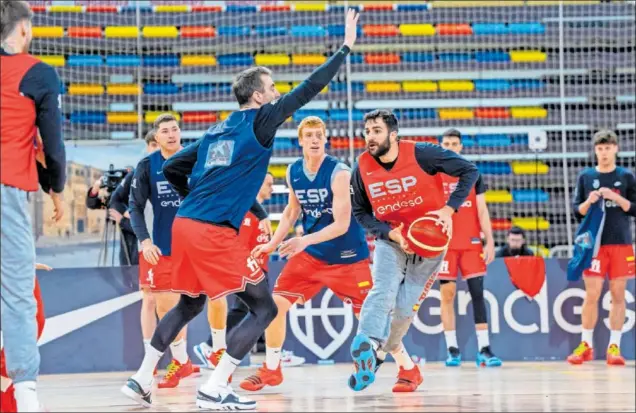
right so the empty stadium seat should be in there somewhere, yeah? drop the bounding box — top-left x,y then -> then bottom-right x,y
68,84 -> 104,95
508,23 -> 545,35
474,79 -> 510,91
144,55 -> 179,67
143,26 -> 178,38
329,109 -> 364,121
255,26 -> 288,36
183,112 -> 218,124
144,83 -> 179,95
472,23 -> 508,35
255,54 -> 291,66
399,24 -> 435,36
292,55 -> 326,65
155,4 -> 188,12
491,218 -> 512,231
365,53 -> 400,64
106,55 -> 140,67
273,138 -> 297,151
107,84 -> 140,95
181,55 -> 216,66
145,111 -> 180,124
436,23 -> 472,35
217,54 -> 254,66
474,108 -> 510,119
475,51 -> 509,62
268,165 -> 287,179
511,161 -> 549,174
512,189 -> 549,202
403,81 -> 438,92
363,25 -> 400,37
181,26 -> 215,38
510,107 -> 548,119
290,26 -> 327,37
107,112 -> 139,124
438,108 -> 474,120
477,162 -> 512,175
485,190 -> 513,203
511,79 -> 544,89
217,26 -> 251,36
439,80 -> 474,92
33,26 -> 64,38
512,217 -> 550,231
476,134 -> 511,146
67,55 -> 103,67
293,110 -> 328,122
36,55 -> 64,67
326,25 -> 363,37
226,4 -> 258,12
68,27 -> 102,38
438,52 -> 472,62
105,26 -> 138,38
402,52 -> 435,63
509,50 -> 547,62
71,112 -> 105,124
397,109 -> 436,120
366,82 -> 401,93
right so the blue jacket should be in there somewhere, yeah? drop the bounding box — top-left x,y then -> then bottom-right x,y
567,201 -> 606,281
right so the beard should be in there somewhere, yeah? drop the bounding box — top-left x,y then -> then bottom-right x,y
368,135 -> 392,159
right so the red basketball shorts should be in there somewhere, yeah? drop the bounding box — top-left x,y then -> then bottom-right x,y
437,249 -> 487,281
138,253 -> 173,292
583,244 -> 635,280
170,217 -> 265,300
273,252 -> 373,314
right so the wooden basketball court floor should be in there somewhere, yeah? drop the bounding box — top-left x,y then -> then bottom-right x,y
39,361 -> 635,412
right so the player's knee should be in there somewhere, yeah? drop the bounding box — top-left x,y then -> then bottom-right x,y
142,292 -> 156,310
440,281 -> 456,304
584,283 -> 603,303
467,277 -> 488,324
179,294 -> 207,319
610,288 -> 626,306
257,296 -> 278,325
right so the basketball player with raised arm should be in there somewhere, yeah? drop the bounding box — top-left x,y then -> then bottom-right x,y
121,9 -> 359,411
567,130 -> 636,366
438,129 -> 501,367
349,110 -> 479,392
238,116 -> 375,392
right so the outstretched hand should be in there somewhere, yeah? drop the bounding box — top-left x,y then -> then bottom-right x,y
343,8 -> 360,49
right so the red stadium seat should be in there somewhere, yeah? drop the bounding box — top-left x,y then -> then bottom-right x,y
475,107 -> 510,119
363,3 -> 395,11
181,26 -> 216,38
191,5 -> 223,12
86,5 -> 118,12
436,23 -> 473,36
492,219 -> 513,231
364,53 -> 401,65
261,5 -> 291,11
183,112 -> 218,124
68,27 -> 102,38
363,25 -> 400,37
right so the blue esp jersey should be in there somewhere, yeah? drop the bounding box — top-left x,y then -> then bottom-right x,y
129,150 -> 181,256
572,166 -> 636,246
289,155 -> 369,265
568,201 -> 606,281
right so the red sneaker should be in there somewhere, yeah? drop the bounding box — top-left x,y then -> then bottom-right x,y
239,363 -> 283,391
567,341 -> 594,365
157,359 -> 196,389
607,344 -> 626,366
392,365 -> 423,393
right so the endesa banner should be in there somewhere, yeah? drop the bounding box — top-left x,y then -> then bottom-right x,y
33,259 -> 634,374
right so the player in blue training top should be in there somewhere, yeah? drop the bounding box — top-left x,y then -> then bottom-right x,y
568,130 -> 636,366
121,9 -> 360,411
238,116 -> 373,392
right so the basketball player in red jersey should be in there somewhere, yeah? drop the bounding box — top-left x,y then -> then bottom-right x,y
438,129 -> 501,367
349,110 -> 479,391
1,264 -> 49,413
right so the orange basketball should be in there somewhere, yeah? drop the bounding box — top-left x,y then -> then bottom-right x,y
405,215 -> 450,258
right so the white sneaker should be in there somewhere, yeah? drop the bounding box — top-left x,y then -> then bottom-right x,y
193,342 -> 214,369
281,350 -> 306,368
196,383 -> 256,411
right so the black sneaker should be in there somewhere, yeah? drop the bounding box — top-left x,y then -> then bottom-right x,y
476,346 -> 502,367
120,377 -> 152,408
445,346 -> 462,367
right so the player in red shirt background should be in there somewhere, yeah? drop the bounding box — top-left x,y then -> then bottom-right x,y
439,129 -> 501,367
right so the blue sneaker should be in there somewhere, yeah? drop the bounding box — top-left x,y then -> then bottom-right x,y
445,347 -> 462,367
348,333 -> 377,391
476,346 -> 502,367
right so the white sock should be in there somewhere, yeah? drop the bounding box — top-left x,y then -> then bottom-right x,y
391,344 -> 415,370
376,349 -> 387,361
132,345 -> 163,388
582,328 -> 594,347
609,330 -> 622,348
265,347 -> 282,370
14,381 -> 40,412
170,338 -> 188,364
444,330 -> 458,349
143,339 -> 151,353
476,329 -> 489,351
211,328 -> 227,352
203,352 -> 240,391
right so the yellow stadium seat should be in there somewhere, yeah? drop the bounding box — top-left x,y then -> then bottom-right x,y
399,24 -> 435,36
402,81 -> 438,92
510,107 -> 548,119
32,27 -> 64,38
105,27 -> 139,38
293,82 -> 328,94
438,80 -> 475,92
438,108 -> 474,120
268,165 -> 287,179
107,84 -> 140,95
485,190 -> 513,203
155,5 -> 189,12
511,161 -> 549,175
220,111 -> 232,121
35,55 -> 65,67
48,5 -> 82,12
293,3 -> 327,11
366,82 -> 401,93
255,54 -> 291,66
145,111 -> 181,124
513,217 -> 550,231
181,55 -> 216,66
107,112 -> 139,124
292,54 -> 326,65
431,0 -> 525,6
510,50 -> 547,63
142,26 -> 179,38
68,84 -> 104,95
277,83 -> 292,94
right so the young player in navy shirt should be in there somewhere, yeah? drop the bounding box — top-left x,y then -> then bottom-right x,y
568,130 -> 636,366
121,10 -> 360,411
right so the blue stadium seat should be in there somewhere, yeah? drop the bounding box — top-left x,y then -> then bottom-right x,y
402,52 -> 435,63
438,52 -> 473,62
264,193 -> 287,206
120,4 -> 151,13
472,23 -> 508,35
349,54 -> 364,64
67,55 -> 103,67
397,109 -> 436,120
181,84 -> 233,94
255,26 -> 287,36
144,55 -> 179,67
217,54 -> 254,66
328,5 -> 361,13
225,4 -> 258,12
329,109 -> 364,121
330,82 -> 364,92
512,189 -> 549,203
511,134 -> 529,145
477,162 -> 512,175
144,83 -> 179,95
273,138 -> 297,151
217,26 -> 251,36
508,23 -> 545,35
511,79 -> 544,89
474,79 -> 510,91
106,55 -> 140,67
70,112 -> 106,124
476,134 -> 512,147
475,51 -> 509,62
291,26 -> 327,37
460,137 -> 476,147
327,25 -> 363,37
292,110 -> 328,122
396,4 -> 428,11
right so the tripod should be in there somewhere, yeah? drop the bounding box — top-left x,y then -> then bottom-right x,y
97,207 -> 132,267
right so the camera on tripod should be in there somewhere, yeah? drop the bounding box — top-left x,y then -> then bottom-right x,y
100,164 -> 128,203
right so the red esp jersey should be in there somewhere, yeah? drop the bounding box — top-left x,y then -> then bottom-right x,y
358,140 -> 446,229
441,175 -> 483,251
238,211 -> 271,272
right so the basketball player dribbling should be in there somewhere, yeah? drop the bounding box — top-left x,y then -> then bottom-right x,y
349,110 -> 479,392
